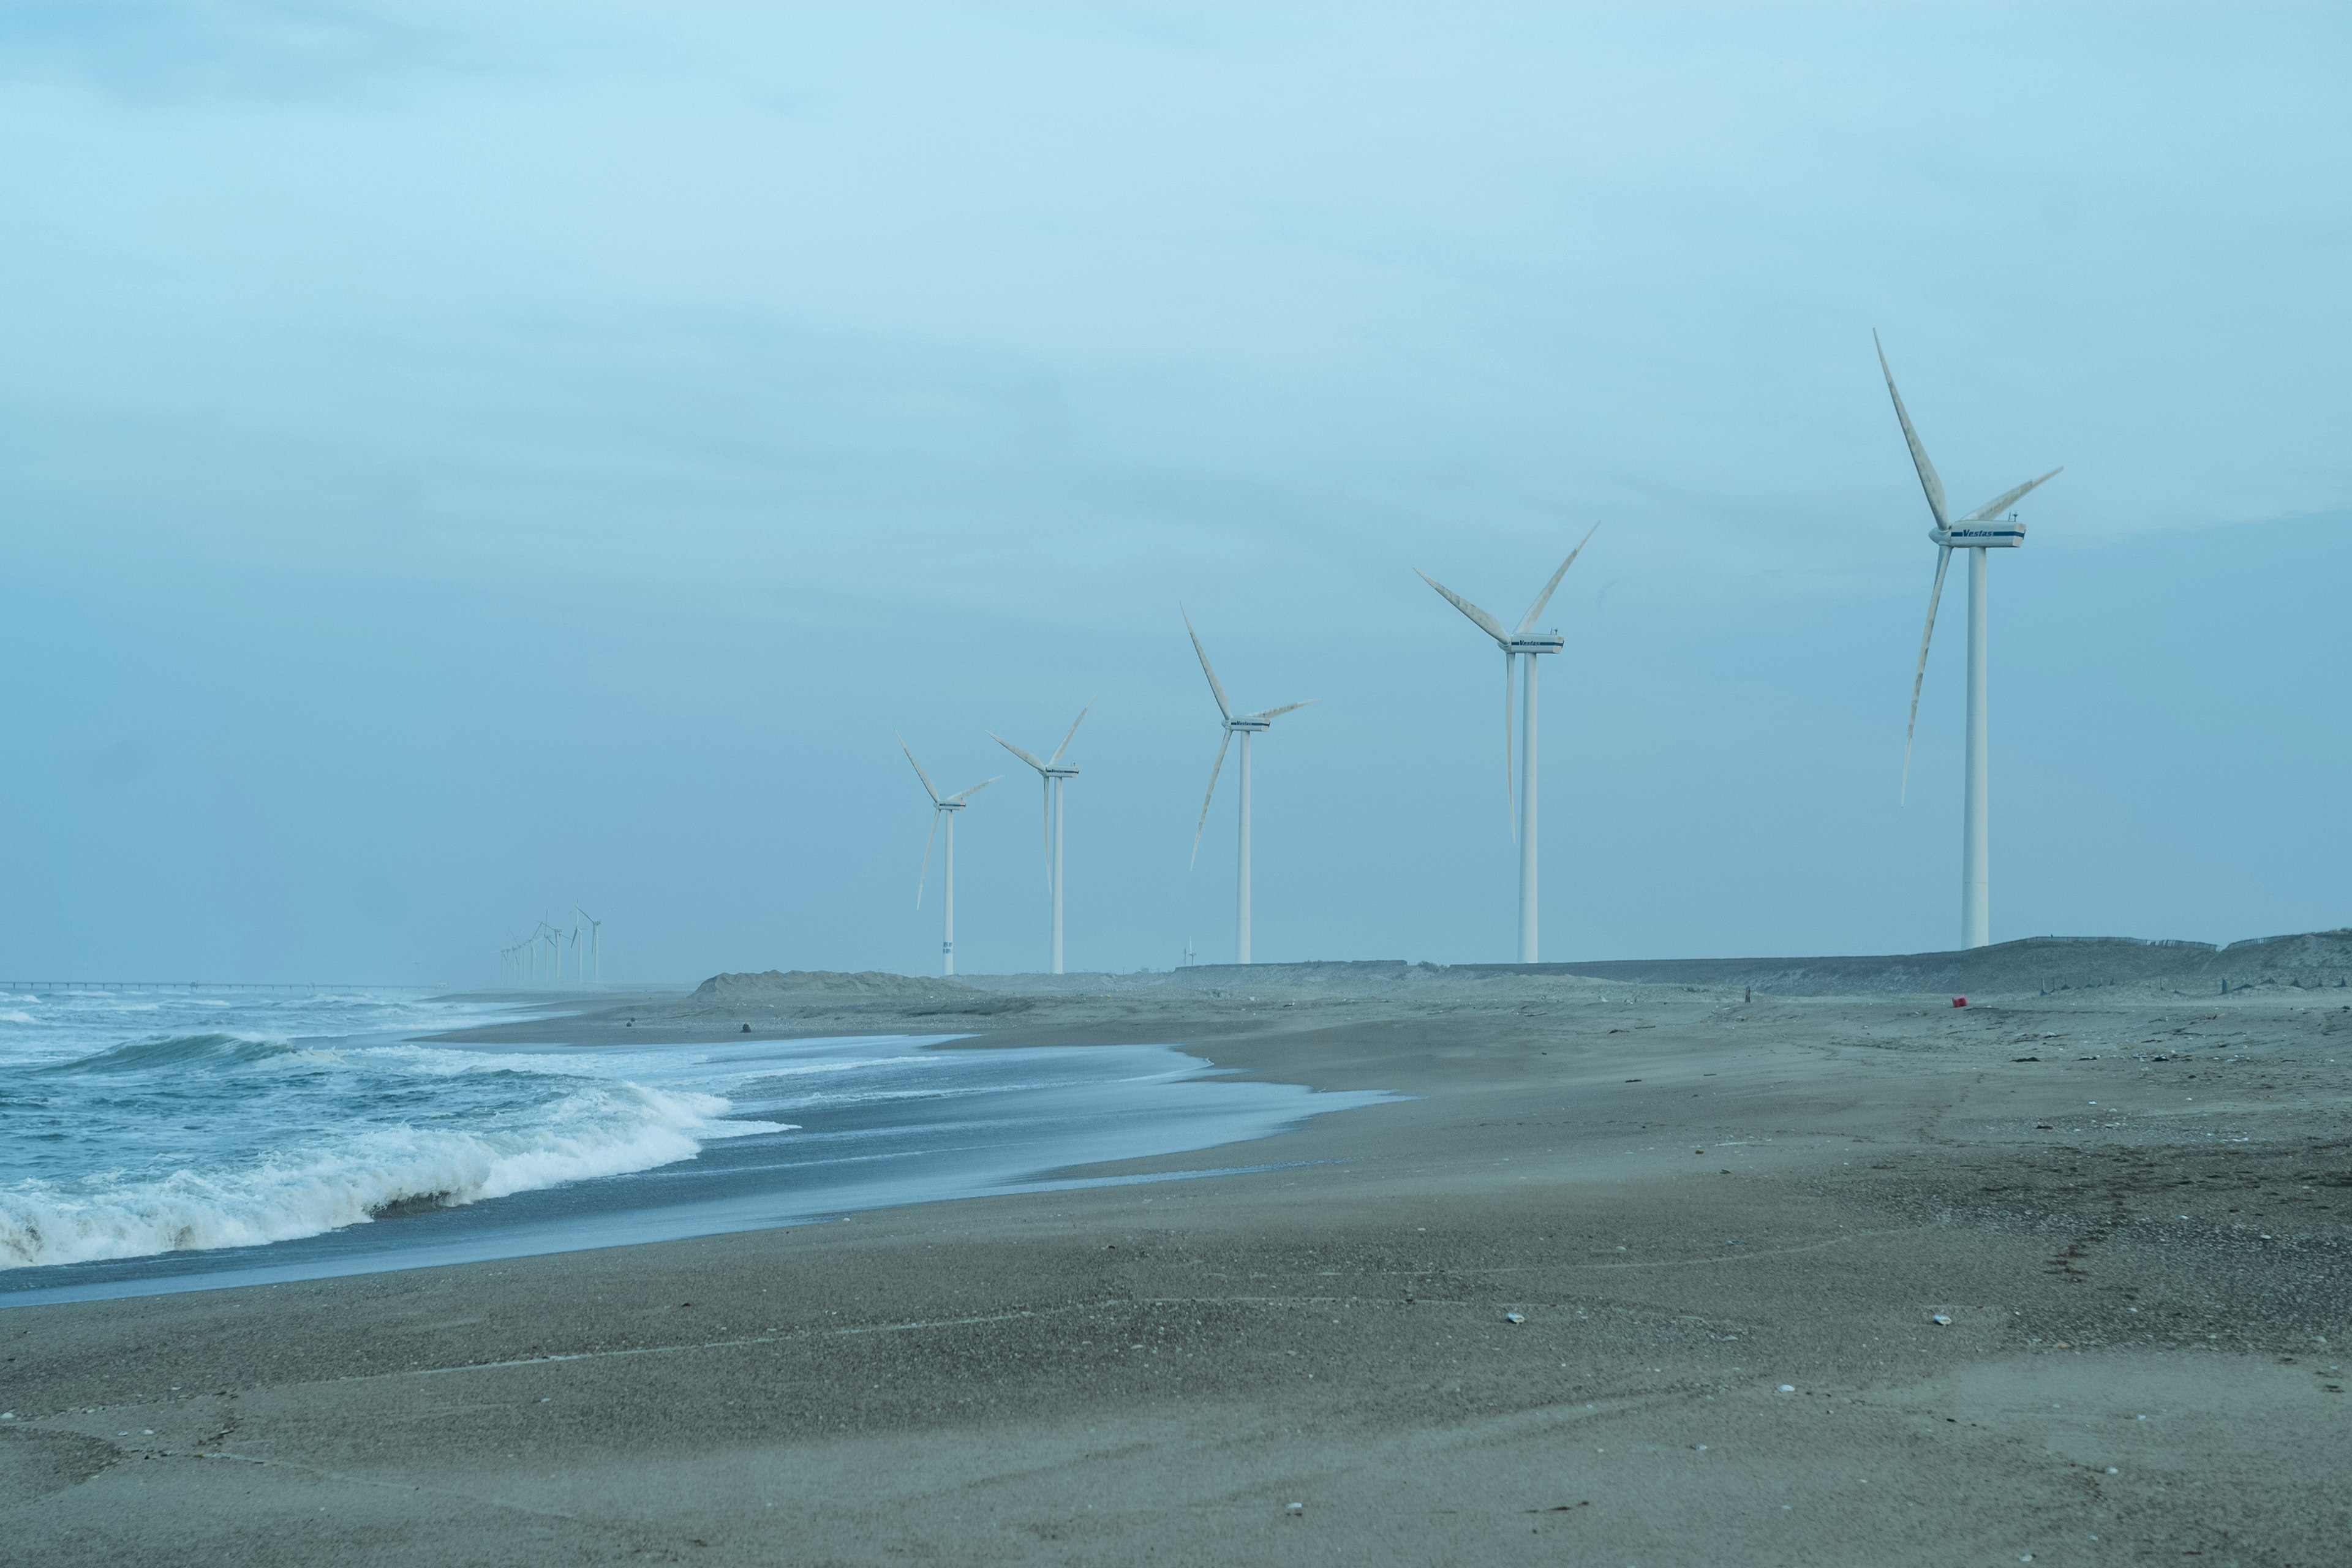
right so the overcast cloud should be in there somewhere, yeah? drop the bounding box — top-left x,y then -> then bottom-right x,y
2,3 -> 2345,982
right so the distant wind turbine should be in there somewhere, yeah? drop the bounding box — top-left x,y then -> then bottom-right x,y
575,903 -> 602,986
1875,331 -> 2061,951
1417,523 -> 1599,963
1182,607 -> 1315,965
899,736 -> 999,977
990,700 -> 1093,976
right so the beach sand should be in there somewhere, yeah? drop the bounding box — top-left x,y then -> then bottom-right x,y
6,964 -> 2349,1565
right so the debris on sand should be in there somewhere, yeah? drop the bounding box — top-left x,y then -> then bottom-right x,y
1504,1311 -> 1525,1325
1930,1313 -> 1953,1327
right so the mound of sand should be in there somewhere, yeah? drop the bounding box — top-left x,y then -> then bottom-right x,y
1477,928 -> 2352,997
688,970 -> 1033,1017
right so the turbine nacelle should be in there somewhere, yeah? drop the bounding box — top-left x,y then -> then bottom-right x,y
1506,633 -> 1565,656
1931,521 -> 2027,548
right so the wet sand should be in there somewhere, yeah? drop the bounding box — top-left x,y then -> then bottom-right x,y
6,976 -> 2350,1566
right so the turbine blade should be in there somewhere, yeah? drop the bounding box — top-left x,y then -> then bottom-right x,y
1961,467 -> 2062,522
1515,521 -> 1601,634
1901,545 -> 1955,802
897,732 -> 943,804
1503,650 -> 1517,841
990,731 -> 1050,774
1415,569 -> 1510,645
1180,605 -> 1233,722
1048,697 -> 1096,766
1189,728 -> 1232,870
1874,330 -> 1950,529
1243,699 -> 1318,722
915,808 -> 939,908
943,774 -> 1001,805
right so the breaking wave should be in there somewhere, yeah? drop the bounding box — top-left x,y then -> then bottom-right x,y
2,1066 -> 785,1270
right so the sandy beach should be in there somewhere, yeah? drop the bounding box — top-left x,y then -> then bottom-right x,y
7,944 -> 2350,1566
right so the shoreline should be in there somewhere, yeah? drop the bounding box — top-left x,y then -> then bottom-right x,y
2,1025 -> 1389,1310
6,984 -> 2348,1564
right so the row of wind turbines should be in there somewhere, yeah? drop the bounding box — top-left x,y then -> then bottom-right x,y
898,336 -> 2060,977
499,903 -> 604,987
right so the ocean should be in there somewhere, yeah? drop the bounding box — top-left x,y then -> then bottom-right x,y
0,986 -> 1387,1306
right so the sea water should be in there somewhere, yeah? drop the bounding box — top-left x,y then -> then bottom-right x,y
0,987 -> 1388,1306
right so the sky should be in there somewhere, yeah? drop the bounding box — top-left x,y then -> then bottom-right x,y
1,2 -> 2346,984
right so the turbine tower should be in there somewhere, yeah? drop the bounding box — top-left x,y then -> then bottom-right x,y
1875,332 -> 2061,951
990,700 -> 1093,976
899,735 -> 1000,977
575,902 -> 602,986
1417,524 -> 1599,963
1182,607 -> 1315,965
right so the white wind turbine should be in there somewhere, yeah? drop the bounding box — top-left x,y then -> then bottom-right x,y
1875,332 -> 2061,951
540,921 -> 562,986
575,903 -> 602,986
899,736 -> 1000,977
990,701 -> 1093,976
1182,608 -> 1315,965
1417,524 -> 1599,963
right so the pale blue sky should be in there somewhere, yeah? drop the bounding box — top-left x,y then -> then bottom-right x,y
2,3 -> 2346,981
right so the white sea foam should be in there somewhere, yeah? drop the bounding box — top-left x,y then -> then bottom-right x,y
0,1081 -> 788,1270
0,1011 -> 34,1025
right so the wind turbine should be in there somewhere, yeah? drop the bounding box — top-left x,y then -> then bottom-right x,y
1875,332 -> 2061,951
1417,523 -> 1599,963
1182,608 -> 1315,965
990,700 -> 1093,976
899,736 -> 999,977
541,922 -> 562,986
575,903 -> 602,986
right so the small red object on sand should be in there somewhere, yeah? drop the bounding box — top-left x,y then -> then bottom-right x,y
1953,996 -> 1968,1008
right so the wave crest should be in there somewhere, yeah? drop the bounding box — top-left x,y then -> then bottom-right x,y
1,1082 -> 785,1270
42,1032 -> 301,1074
